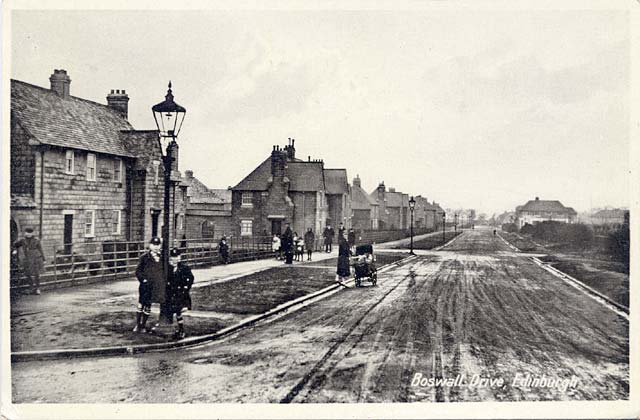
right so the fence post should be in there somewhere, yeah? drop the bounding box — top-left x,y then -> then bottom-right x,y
53,244 -> 58,283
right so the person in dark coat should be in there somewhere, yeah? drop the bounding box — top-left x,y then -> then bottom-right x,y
133,236 -> 165,332
281,224 -> 294,264
218,236 -> 230,264
167,248 -> 194,340
323,225 -> 335,253
303,228 -> 315,261
336,232 -> 351,281
12,227 -> 45,295
347,228 -> 356,251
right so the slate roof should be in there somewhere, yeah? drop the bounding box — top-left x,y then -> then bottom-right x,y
351,184 -> 376,210
288,162 -> 325,191
519,199 -> 576,215
324,169 -> 349,195
593,209 -> 626,218
386,191 -> 405,208
11,80 -> 136,157
181,173 -> 231,204
233,157 -> 272,191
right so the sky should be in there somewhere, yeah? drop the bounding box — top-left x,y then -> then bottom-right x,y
9,6 -> 630,215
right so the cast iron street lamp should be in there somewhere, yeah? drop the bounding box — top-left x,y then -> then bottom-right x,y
454,213 -> 458,233
408,196 -> 416,255
442,212 -> 446,244
152,81 -> 186,324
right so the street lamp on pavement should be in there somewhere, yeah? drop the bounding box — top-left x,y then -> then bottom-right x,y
152,81 -> 186,325
454,213 -> 458,233
408,196 -> 416,255
442,212 -> 446,244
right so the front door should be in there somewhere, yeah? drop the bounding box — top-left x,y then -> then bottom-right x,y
63,214 -> 73,254
271,220 -> 282,236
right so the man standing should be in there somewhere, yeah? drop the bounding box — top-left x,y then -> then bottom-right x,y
218,236 -> 230,264
133,236 -> 165,333
12,227 -> 45,295
324,225 -> 335,253
304,228 -> 315,261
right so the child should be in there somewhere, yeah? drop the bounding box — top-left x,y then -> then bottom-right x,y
133,236 -> 164,333
166,248 -> 194,340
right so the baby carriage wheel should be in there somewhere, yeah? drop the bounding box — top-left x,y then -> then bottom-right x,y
355,278 -> 361,288
371,272 -> 377,286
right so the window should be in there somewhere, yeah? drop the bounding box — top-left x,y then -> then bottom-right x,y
65,150 -> 75,174
241,192 -> 253,207
240,220 -> 252,236
202,221 -> 215,239
113,158 -> 123,182
84,210 -> 95,237
86,153 -> 96,181
111,210 -> 121,235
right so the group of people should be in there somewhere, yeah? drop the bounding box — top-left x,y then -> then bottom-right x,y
322,224 -> 357,253
272,225 -> 316,264
133,236 -> 195,340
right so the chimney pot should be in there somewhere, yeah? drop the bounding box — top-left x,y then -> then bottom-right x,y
107,88 -> 130,120
49,69 -> 71,98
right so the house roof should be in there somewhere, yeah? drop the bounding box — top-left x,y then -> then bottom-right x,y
385,191 -> 405,207
324,168 -> 349,195
233,157 -> 272,191
11,80 -> 136,157
288,161 -> 324,191
593,208 -> 626,218
519,199 -> 576,215
351,184 -> 376,210
181,173 -> 231,204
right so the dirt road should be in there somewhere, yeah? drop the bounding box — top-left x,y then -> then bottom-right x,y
11,228 -> 628,402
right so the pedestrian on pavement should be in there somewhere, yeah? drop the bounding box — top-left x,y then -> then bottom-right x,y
292,231 -> 299,261
338,222 -> 345,238
133,236 -> 165,333
347,228 -> 356,251
166,248 -> 194,340
272,234 -> 281,260
323,225 -> 334,253
281,223 -> 294,265
12,227 -> 45,295
304,228 -> 315,261
336,231 -> 351,282
294,232 -> 304,261
218,236 -> 230,264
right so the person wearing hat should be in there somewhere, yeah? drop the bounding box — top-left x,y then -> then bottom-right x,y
166,247 -> 194,340
12,228 -> 45,295
133,236 -> 165,332
218,236 -> 230,264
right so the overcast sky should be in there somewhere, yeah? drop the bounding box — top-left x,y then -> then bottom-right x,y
10,6 -> 630,215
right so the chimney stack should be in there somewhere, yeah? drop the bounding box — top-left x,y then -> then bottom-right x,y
50,69 -> 71,98
353,174 -> 361,188
535,197 -> 539,201
185,170 -> 194,179
107,89 -> 130,120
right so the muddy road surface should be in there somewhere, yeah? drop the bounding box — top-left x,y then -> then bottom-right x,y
12,228 -> 628,403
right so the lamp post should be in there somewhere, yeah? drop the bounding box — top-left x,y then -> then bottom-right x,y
152,81 -> 186,325
408,196 -> 416,255
442,212 -> 446,244
454,213 -> 458,233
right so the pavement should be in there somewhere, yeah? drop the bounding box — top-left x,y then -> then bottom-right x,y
9,231 -> 443,356
11,227 -> 629,403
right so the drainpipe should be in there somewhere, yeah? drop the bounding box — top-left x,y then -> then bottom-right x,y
39,149 -> 44,239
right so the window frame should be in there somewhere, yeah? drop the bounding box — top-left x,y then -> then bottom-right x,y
240,220 -> 253,236
113,158 -> 123,183
112,210 -> 121,235
84,210 -> 95,238
86,153 -> 97,181
65,150 -> 75,175
241,192 -> 253,207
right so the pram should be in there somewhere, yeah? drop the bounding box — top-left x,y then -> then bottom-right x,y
351,244 -> 377,287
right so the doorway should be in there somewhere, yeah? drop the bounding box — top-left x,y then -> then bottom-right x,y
271,220 -> 282,236
63,214 -> 73,254
151,210 -> 161,238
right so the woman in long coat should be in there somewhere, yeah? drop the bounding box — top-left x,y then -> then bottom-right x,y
336,233 -> 351,280
303,228 -> 315,261
281,224 -> 294,264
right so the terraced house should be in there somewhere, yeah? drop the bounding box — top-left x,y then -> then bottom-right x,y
10,69 -> 181,257
231,139 -> 350,237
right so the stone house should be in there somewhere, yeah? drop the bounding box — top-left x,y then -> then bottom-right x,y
10,70 -> 180,257
370,182 -> 408,230
180,170 -> 233,239
231,139 -> 350,237
515,197 -> 577,228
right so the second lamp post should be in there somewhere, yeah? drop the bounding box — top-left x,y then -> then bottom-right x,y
409,196 -> 416,255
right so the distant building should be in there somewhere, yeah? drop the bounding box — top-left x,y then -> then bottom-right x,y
350,175 -> 378,230
179,170 -> 232,240
370,182 -> 408,230
10,70 -> 178,256
515,197 -> 577,228
231,139 -> 350,237
590,208 -> 628,225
